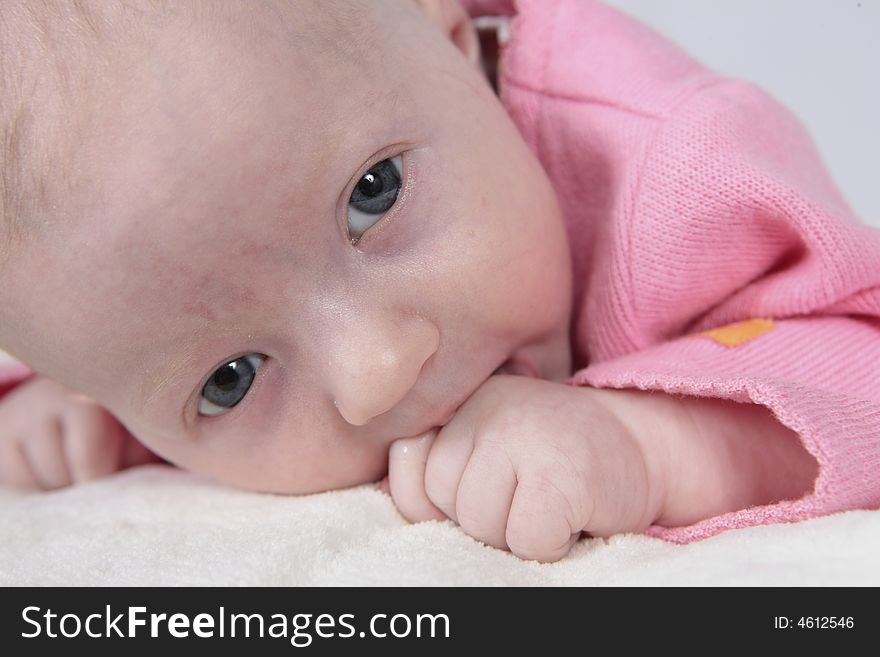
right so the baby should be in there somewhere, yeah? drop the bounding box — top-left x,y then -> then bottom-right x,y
1,0 -> 878,563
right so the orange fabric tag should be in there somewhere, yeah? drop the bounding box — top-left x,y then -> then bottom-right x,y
696,318 -> 776,347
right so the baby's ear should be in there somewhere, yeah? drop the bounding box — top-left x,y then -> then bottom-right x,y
411,0 -> 481,71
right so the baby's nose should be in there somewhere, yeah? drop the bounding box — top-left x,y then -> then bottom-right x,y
330,315 -> 440,427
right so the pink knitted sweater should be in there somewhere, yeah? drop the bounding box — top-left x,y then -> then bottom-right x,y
3,0 -> 879,544
466,0 -> 880,542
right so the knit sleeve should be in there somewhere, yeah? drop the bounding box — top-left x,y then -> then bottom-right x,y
571,317 -> 880,544
568,78 -> 880,544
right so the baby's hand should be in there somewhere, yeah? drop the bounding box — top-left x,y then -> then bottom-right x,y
0,375 -> 159,490
385,375 -> 671,562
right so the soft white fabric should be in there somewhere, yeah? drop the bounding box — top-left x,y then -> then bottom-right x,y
2,465 -> 878,585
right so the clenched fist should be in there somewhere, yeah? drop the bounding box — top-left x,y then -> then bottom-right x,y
0,375 -> 160,489
383,375 -> 675,562
381,372 -> 818,563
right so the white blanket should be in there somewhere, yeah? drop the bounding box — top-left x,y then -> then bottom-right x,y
2,464 -> 878,586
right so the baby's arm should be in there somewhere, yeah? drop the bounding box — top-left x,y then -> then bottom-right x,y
0,375 -> 160,489
385,375 -> 817,562
588,386 -> 819,529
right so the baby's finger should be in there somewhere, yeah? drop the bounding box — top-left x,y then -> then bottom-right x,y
387,429 -> 447,523
22,419 -> 71,489
454,441 -> 517,549
505,479 -> 581,563
0,436 -> 42,489
423,422 -> 477,524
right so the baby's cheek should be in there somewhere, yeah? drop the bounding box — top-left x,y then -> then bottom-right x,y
123,407 -> 392,494
214,439 -> 389,495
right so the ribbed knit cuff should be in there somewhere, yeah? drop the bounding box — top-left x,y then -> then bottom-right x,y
567,316 -> 880,543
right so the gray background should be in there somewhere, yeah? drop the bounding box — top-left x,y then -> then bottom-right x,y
605,0 -> 879,227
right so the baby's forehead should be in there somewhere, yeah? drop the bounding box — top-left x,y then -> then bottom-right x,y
17,10 -> 405,307
2,0 -> 387,242
21,0 -> 402,237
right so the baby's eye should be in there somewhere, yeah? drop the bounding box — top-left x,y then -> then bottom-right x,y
347,155 -> 403,241
198,354 -> 266,417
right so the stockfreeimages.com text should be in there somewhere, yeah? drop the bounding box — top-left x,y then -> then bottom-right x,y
21,606 -> 450,646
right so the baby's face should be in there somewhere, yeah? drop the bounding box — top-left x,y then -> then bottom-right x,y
5,0 -> 573,493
